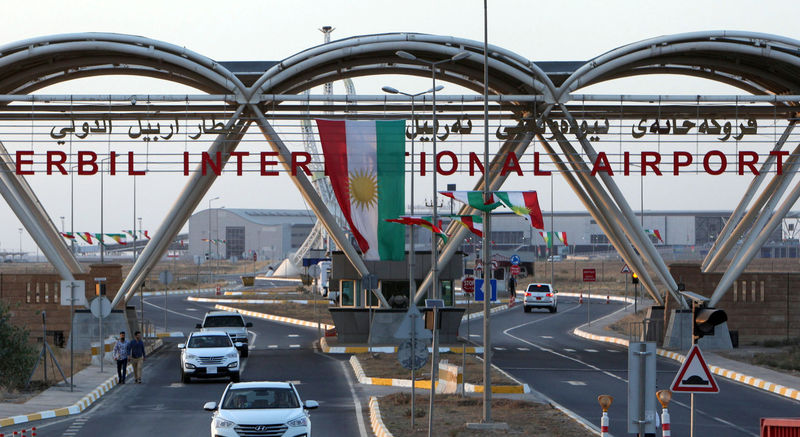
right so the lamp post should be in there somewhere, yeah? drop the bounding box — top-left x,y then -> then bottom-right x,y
208,197 -> 220,282
70,164 -> 78,256
100,157 -> 112,264
382,84 -> 442,430
395,48 -> 469,437
18,227 -> 22,260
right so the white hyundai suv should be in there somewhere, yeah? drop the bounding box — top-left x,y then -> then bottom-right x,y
179,331 -> 241,383
523,283 -> 558,313
203,381 -> 318,437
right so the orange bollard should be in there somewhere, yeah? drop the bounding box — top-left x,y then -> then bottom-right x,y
606,295 -> 610,304
579,293 -> 583,304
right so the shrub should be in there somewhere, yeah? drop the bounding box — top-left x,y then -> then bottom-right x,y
0,302 -> 38,389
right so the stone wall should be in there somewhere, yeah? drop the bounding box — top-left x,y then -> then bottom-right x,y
669,263 -> 800,343
0,264 -> 124,345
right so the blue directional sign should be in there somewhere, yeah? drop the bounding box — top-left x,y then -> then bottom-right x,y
474,279 -> 497,302
510,254 -> 521,266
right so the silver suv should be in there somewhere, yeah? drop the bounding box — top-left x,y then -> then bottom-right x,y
523,283 -> 558,313
197,311 -> 252,357
180,331 -> 241,383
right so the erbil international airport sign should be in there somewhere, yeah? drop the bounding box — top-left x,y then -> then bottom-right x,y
10,115 -> 780,178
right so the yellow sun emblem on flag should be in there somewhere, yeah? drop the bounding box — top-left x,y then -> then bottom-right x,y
348,169 -> 378,210
511,205 -> 530,216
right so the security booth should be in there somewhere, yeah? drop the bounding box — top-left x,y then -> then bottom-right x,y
328,250 -> 465,344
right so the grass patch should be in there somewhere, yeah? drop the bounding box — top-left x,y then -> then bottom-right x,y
376,393 -> 593,436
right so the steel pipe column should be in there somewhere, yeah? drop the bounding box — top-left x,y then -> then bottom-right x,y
115,106 -> 248,306
247,104 -> 389,308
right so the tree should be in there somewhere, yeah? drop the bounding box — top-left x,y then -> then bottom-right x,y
0,301 -> 37,389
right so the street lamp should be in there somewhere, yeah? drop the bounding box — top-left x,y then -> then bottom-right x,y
394,49 -> 469,437
100,157 -> 112,263
18,227 -> 22,260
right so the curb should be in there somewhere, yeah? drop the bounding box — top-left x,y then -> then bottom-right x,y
189,296 -> 329,305
213,304 -> 335,330
0,339 -> 163,428
321,337 -> 482,355
572,323 -> 800,402
368,396 -> 395,437
463,303 -> 512,321
348,355 -> 528,394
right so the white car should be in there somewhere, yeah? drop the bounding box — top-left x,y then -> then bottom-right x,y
197,310 -> 253,357
523,283 -> 558,313
204,381 -> 318,437
179,331 -> 241,383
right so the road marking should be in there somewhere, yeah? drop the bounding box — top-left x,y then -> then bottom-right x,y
288,334 -> 300,337
168,383 -> 184,388
338,360 -> 368,437
606,349 -> 620,353
143,299 -> 203,321
494,347 -> 506,351
517,347 -> 530,351
584,349 -> 598,353
248,330 -> 258,349
469,334 -> 481,337
564,348 -> 576,352
268,345 -> 278,348
289,344 -> 301,348
540,335 -> 553,339
186,308 -> 198,311
565,381 -> 586,386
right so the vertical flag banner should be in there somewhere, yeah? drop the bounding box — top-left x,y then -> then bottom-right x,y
106,233 -> 128,245
439,191 -> 501,212
450,215 -> 483,237
495,191 -> 545,229
539,231 -> 553,248
78,232 -> 94,244
316,119 -> 406,261
556,232 -> 568,246
143,230 -> 151,240
645,229 -> 663,242
60,232 -> 76,240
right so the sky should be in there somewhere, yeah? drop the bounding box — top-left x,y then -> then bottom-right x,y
1,0 -> 800,254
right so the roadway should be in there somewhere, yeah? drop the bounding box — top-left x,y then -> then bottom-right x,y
29,278 -> 364,437
470,295 -> 800,436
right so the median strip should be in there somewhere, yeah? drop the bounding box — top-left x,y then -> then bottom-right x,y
190,296 -> 329,305
368,396 -> 395,437
213,304 -> 335,330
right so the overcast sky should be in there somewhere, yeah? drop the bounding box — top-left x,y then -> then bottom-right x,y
2,0 -> 800,254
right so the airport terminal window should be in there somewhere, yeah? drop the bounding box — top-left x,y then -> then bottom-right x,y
590,234 -> 609,244
341,280 -> 355,306
490,231 -> 524,245
225,226 -> 245,259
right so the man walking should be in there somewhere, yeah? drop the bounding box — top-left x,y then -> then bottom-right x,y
127,331 -> 146,383
112,331 -> 129,384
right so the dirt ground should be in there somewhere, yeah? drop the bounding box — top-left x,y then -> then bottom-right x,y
375,392 -> 593,437
357,352 -> 517,386
0,348 -> 92,403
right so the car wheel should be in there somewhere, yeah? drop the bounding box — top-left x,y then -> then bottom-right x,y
181,371 -> 191,384
549,306 -> 557,313
241,347 -> 249,358
231,372 -> 240,383
524,306 -> 531,313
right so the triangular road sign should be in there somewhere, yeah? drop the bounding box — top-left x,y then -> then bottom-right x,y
393,304 -> 432,340
620,264 -> 631,274
671,345 -> 719,393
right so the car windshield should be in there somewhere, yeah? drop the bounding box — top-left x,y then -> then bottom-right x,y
203,315 -> 244,327
527,284 -> 551,293
188,335 -> 232,348
222,388 -> 300,409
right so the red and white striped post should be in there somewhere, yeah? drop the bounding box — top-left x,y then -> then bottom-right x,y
657,390 -> 673,437
606,295 -> 610,304
597,394 -> 613,437
579,293 -> 583,304
31,429 -> 36,437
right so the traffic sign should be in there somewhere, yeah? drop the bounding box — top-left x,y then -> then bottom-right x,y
583,268 -> 597,282
60,280 -> 87,307
159,270 -> 174,285
462,277 -> 475,294
475,279 -> 497,302
393,305 -> 432,341
621,264 -> 631,274
510,265 -> 520,276
397,338 -> 428,370
510,254 -> 521,266
670,345 -> 719,393
90,296 -> 112,319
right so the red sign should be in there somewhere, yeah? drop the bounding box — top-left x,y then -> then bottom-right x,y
462,277 -> 475,294
510,265 -> 520,276
253,252 -> 257,262
671,345 -> 719,393
583,268 -> 596,282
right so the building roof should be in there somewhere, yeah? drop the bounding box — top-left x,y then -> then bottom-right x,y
212,208 -> 315,226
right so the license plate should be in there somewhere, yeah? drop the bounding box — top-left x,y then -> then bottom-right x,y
207,367 -> 217,374
536,297 -> 541,300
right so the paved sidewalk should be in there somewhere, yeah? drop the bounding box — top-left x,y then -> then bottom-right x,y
574,297 -> 800,400
0,339 -> 163,429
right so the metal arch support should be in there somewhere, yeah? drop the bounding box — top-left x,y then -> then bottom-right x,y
553,110 -> 683,307
411,128 -> 538,306
114,106 -> 249,307
711,178 -> 800,306
543,126 -> 664,306
247,104 -> 389,309
702,121 -> 797,271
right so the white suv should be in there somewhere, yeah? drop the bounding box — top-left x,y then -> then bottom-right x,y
523,283 -> 558,313
197,310 -> 253,357
203,381 -> 318,437
180,331 -> 241,383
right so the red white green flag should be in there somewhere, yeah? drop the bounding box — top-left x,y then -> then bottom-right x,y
450,215 -> 483,237
60,232 -> 76,239
77,232 -> 94,244
556,232 -> 568,246
539,231 -> 553,248
494,191 -> 544,229
439,191 -> 501,212
385,216 -> 447,243
645,229 -> 663,242
106,234 -> 127,245
316,119 -> 406,261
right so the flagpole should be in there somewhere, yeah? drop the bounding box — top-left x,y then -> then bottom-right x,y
481,0 -> 494,423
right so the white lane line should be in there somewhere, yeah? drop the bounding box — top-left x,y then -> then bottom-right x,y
584,349 -> 598,353
288,334 -> 300,337
564,348 -> 576,352
606,349 -> 620,353
564,381 -> 586,386
268,345 -> 278,349
517,347 -> 530,351
338,360 -> 368,437
469,334 -> 481,337
289,344 -> 301,348
494,347 -> 506,351
143,299 -> 203,321
186,308 -> 198,311
248,330 -> 258,349
540,335 -> 553,339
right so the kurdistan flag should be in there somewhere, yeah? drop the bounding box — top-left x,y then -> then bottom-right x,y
316,119 -> 405,261
385,216 -> 447,243
439,191 -> 501,212
451,215 -> 483,237
495,191 -> 545,229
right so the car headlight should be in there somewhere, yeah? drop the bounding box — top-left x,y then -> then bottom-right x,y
185,363 -> 196,369
225,352 -> 238,358
287,415 -> 307,427
185,353 -> 197,360
214,417 -> 236,429
227,361 -> 238,368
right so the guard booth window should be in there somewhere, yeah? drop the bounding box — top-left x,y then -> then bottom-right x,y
441,280 -> 453,307
340,279 -> 361,307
